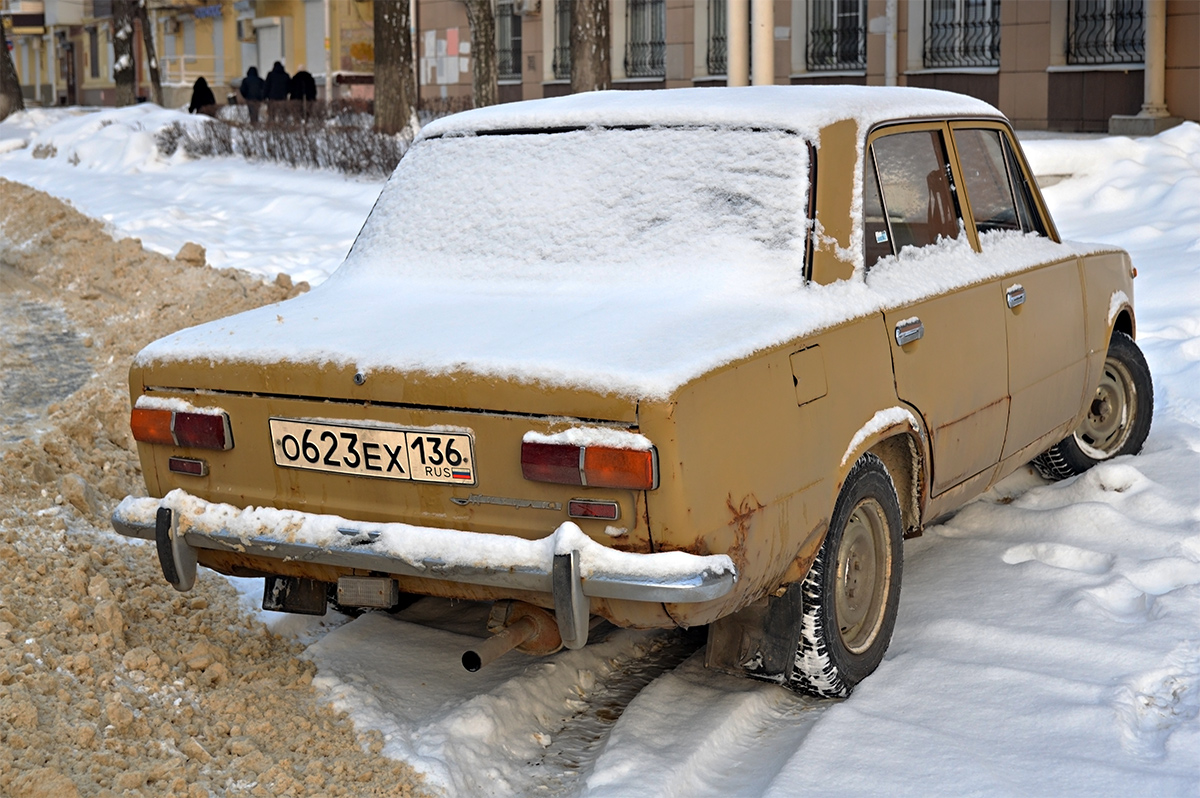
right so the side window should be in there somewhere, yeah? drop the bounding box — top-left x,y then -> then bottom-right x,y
954,127 -> 1048,239
870,130 -> 962,260
954,128 -> 1020,234
1003,136 -> 1048,237
863,152 -> 892,270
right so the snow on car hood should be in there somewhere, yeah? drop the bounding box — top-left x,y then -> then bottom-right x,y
135,228 -> 1112,401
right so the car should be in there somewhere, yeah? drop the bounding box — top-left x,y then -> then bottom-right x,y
112,85 -> 1152,697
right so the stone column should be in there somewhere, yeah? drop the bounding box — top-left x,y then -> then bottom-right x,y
728,0 -> 749,86
751,0 -> 773,85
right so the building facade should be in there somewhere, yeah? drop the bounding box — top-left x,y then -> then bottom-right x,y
3,0 -> 1197,132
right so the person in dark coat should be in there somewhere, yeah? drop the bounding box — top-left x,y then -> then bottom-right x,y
239,66 -> 267,125
265,61 -> 291,121
289,67 -> 317,102
188,76 -> 217,117
289,66 -> 318,120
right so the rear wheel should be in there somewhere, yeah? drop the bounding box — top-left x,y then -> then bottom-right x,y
790,453 -> 903,698
1033,332 -> 1153,481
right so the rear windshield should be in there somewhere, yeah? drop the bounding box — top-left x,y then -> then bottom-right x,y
342,127 -> 811,287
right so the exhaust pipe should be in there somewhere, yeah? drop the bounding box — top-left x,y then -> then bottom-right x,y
462,601 -> 565,672
462,615 -> 539,672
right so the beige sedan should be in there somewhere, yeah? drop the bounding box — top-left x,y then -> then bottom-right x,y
113,86 -> 1152,697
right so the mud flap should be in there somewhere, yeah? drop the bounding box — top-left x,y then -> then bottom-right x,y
705,582 -> 805,683
155,507 -> 197,592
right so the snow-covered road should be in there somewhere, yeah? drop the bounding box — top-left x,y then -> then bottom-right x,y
2,106 -> 1198,796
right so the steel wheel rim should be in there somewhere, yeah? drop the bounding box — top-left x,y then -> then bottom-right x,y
1074,354 -> 1136,459
834,497 -> 891,655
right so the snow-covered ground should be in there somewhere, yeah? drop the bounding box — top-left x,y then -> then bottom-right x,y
3,106 -> 1199,796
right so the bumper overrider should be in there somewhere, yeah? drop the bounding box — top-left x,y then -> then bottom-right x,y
111,489 -> 737,649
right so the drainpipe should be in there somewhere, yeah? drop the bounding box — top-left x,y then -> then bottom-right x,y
751,0 -> 773,85
323,0 -> 333,101
885,0 -> 897,86
47,31 -> 57,104
727,0 -> 748,86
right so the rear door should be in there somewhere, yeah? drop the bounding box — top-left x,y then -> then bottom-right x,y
867,123 -> 1011,495
948,122 -> 1087,460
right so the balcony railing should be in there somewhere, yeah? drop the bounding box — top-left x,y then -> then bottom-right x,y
706,0 -> 726,76
807,0 -> 866,71
1067,0 -> 1144,65
497,0 -> 522,81
924,0 -> 1000,69
624,0 -> 665,79
551,0 -> 571,80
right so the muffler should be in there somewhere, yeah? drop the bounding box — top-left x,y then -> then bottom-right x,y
462,601 -> 562,672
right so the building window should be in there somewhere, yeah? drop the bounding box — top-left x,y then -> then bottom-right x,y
706,0 -> 726,76
625,0 -> 665,79
924,0 -> 1000,68
1067,0 -> 1144,65
497,0 -> 522,81
551,0 -> 571,80
807,0 -> 866,71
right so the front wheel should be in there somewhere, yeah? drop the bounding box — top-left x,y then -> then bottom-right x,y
790,453 -> 903,698
1033,331 -> 1153,481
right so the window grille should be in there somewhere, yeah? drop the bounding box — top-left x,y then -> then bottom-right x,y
497,0 -> 522,81
625,0 -> 665,79
924,0 -> 1000,68
1067,0 -> 1144,65
551,0 -> 571,80
807,0 -> 866,71
706,0 -> 727,76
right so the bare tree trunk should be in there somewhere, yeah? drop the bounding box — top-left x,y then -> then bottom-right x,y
137,1 -> 163,106
571,0 -> 611,93
0,29 -> 26,120
461,0 -> 497,108
113,0 -> 137,106
374,0 -> 416,135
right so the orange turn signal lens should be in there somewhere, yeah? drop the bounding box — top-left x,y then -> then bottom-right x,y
521,441 -> 658,491
130,408 -> 174,445
583,447 -> 658,490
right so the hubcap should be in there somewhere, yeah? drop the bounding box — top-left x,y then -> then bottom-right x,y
834,498 -> 891,655
1074,354 -> 1136,458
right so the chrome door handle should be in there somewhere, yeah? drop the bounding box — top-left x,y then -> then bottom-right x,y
1006,284 -> 1026,309
895,318 -> 924,347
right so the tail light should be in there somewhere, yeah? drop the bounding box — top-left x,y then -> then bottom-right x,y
131,407 -> 233,451
521,442 -> 658,490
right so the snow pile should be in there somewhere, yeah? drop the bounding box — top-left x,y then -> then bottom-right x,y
0,105 -> 378,285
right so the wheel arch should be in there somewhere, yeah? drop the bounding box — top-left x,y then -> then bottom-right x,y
1112,307 -> 1135,341
834,408 -> 929,540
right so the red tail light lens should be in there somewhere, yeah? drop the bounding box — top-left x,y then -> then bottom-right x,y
131,407 -> 233,451
521,442 -> 583,485
172,412 -> 233,450
521,442 -> 657,490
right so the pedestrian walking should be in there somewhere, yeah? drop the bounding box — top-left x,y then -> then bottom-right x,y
239,66 -> 267,125
265,61 -> 291,122
188,76 -> 217,117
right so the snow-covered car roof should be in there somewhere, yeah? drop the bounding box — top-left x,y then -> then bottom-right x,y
418,85 -> 1003,141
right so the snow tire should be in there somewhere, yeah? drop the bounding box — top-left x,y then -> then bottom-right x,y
1032,332 -> 1153,481
789,453 -> 903,699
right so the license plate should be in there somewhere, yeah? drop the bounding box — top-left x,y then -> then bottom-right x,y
269,418 -> 476,485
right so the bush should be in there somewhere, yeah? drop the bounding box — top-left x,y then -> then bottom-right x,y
156,99 -> 415,178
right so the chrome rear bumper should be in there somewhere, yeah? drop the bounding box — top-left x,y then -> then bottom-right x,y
112,490 -> 736,649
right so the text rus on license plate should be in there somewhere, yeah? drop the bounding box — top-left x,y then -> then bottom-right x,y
269,419 -> 477,485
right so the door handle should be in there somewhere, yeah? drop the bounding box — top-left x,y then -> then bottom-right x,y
895,318 -> 924,347
1006,284 -> 1026,309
